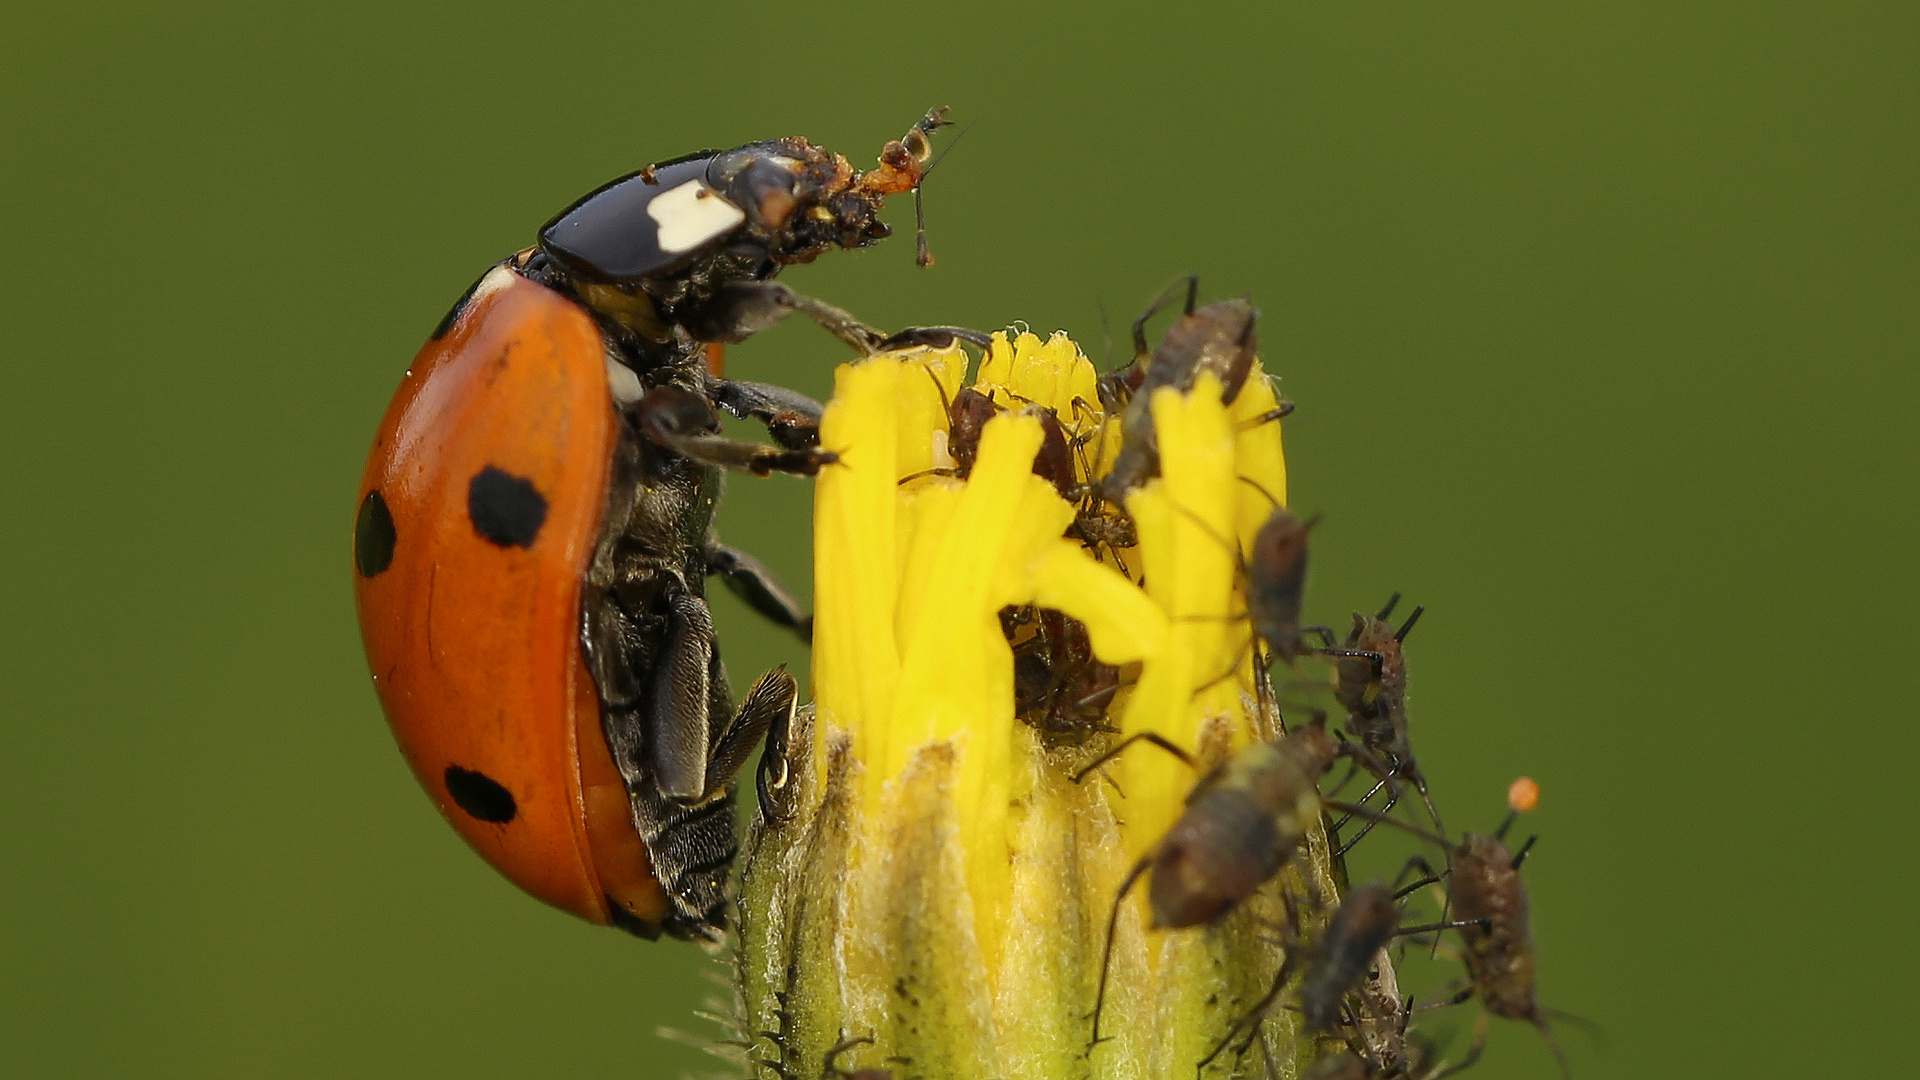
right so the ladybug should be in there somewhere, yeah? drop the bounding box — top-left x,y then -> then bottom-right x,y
355,111 -> 962,939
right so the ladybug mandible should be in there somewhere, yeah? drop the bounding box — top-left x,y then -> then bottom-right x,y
355,111 -> 957,939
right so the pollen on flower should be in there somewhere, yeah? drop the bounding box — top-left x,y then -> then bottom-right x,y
737,328 -> 1328,1080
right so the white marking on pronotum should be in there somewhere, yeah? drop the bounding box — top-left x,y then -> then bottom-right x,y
648,180 -> 746,254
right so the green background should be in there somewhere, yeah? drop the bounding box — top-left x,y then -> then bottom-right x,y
3,2 -> 1911,1077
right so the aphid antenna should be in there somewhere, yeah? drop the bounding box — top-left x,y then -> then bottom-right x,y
1130,273 -> 1201,358
1321,799 -> 1453,853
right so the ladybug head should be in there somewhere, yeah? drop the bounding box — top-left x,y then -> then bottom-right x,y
725,109 -> 950,266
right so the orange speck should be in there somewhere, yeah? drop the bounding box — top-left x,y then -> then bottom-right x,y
1508,776 -> 1540,814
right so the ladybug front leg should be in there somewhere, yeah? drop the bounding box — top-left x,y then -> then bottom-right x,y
707,541 -> 811,643
681,281 -> 995,356
635,385 -> 835,477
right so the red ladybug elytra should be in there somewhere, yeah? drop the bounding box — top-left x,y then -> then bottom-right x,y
355,112 -> 959,939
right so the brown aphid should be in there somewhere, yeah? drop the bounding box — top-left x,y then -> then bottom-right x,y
1074,724 -> 1344,1047
1008,607 -> 1122,744
1247,506 -> 1312,665
901,379 -> 1065,494
945,385 -> 999,478
1416,783 -> 1587,1079
1100,278 -> 1263,501
1316,594 -> 1442,840
1203,882 -> 1479,1073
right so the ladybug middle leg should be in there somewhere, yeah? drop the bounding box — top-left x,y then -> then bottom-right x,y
707,541 -> 811,643
637,385 -> 835,477
710,378 -> 827,453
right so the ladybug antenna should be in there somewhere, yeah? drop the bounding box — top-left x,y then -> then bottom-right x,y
913,118 -> 975,267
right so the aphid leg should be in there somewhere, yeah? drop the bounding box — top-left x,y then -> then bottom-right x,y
1394,917 -> 1490,936
1236,398 -> 1295,430
1321,799 -> 1450,851
1196,945 -> 1301,1076
1087,857 -> 1152,1050
1531,1015 -> 1575,1080
1071,731 -> 1198,784
1391,855 -> 1448,899
1430,1011 -> 1491,1080
1197,886 -> 1306,1076
823,1034 -> 876,1079
1413,982 -> 1476,1014
1234,474 -> 1286,513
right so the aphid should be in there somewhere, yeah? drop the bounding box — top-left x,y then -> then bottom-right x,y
1315,594 -> 1443,842
1175,502 -> 1317,701
1245,506 -> 1314,665
1099,278 -> 1262,502
904,375 -> 1135,565
1412,779 -> 1591,1079
1202,882 -> 1480,1073
1008,607 -> 1122,744
1073,723 -> 1348,1046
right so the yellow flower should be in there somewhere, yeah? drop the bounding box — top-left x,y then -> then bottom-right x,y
735,330 -> 1337,1080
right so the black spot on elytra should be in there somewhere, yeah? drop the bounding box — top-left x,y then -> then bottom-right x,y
445,766 -> 517,823
429,270 -> 488,341
354,490 -> 396,577
468,466 -> 547,547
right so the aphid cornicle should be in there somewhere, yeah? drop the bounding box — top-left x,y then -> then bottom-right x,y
357,111 -> 966,940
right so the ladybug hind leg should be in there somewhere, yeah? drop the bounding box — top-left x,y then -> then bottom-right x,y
702,665 -> 798,804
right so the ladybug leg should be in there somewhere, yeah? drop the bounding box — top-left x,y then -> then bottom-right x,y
873,325 -> 995,350
678,281 -> 888,354
683,282 -> 995,356
703,666 -> 798,801
710,379 -> 824,451
707,541 -> 812,642
637,385 -> 836,477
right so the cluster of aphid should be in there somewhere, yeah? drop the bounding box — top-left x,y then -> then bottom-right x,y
907,278 -> 1587,1079
355,110 -> 1580,1080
